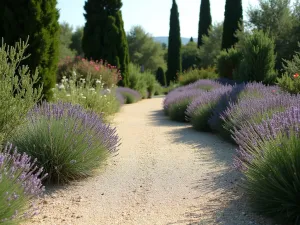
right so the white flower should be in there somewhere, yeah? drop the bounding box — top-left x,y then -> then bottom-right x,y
103,88 -> 111,94
81,96 -> 86,99
66,94 -> 71,97
89,88 -> 95,91
58,84 -> 65,90
72,70 -> 77,76
96,79 -> 101,84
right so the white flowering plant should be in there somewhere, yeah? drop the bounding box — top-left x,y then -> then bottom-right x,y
52,70 -> 121,120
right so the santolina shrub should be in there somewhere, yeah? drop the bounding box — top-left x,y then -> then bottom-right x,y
0,143 -> 45,224
116,87 -> 142,104
232,107 -> 300,223
186,85 -> 232,131
11,102 -> 120,184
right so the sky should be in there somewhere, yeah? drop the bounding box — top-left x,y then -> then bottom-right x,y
57,0 -> 259,38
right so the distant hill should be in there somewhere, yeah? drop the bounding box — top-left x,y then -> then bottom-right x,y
153,37 -> 198,46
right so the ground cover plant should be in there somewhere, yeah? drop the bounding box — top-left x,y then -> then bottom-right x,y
10,102 -> 120,184
0,143 -> 45,224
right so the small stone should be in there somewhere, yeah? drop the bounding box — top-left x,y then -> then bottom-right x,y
101,193 -> 104,195
43,200 -> 48,204
43,215 -> 47,219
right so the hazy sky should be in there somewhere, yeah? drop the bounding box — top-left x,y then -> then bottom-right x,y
57,0 -> 259,37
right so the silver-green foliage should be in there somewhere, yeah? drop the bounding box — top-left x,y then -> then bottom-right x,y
0,38 -> 42,143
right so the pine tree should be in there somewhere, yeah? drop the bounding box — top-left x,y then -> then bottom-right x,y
0,0 -> 60,100
82,0 -> 129,86
167,0 -> 182,85
221,0 -> 243,50
197,0 -> 212,47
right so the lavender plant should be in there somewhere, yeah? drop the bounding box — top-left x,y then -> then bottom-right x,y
0,38 -> 42,144
232,107 -> 300,223
208,82 -> 281,135
221,93 -> 300,142
163,89 -> 205,122
0,143 -> 45,224
186,86 -> 232,131
116,87 -> 142,104
11,102 -> 120,184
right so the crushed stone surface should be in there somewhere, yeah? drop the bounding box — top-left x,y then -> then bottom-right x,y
23,97 -> 278,225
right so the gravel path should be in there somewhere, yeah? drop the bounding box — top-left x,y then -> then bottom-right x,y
24,97 -> 276,225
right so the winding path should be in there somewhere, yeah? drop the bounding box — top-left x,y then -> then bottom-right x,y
25,97 -> 275,225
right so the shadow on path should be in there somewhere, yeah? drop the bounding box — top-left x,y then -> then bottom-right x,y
148,108 -> 278,225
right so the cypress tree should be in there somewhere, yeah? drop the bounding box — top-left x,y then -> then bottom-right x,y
82,0 -> 129,86
167,0 -> 182,85
197,0 -> 212,47
156,67 -> 166,86
221,0 -> 243,50
0,0 -> 60,100
190,37 -> 194,42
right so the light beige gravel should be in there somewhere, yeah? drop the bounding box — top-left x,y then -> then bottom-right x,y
23,97 -> 278,225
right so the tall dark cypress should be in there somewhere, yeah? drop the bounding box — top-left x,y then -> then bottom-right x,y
167,0 -> 182,85
0,0 -> 60,100
197,0 -> 212,47
82,0 -> 129,86
221,0 -> 243,49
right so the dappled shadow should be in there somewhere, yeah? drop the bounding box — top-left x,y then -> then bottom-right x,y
147,107 -> 279,225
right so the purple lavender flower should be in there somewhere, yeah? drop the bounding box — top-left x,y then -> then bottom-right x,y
116,87 -> 142,103
233,106 -> 300,170
0,143 -> 45,222
12,101 -> 120,183
208,82 -> 281,132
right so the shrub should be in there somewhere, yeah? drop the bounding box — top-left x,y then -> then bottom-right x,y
0,39 -> 43,144
116,87 -> 142,104
142,71 -> 157,98
188,79 -> 223,91
277,72 -> 300,94
156,67 -> 167,86
216,47 -> 241,79
178,67 -> 219,86
186,86 -> 232,131
164,89 -> 205,120
221,93 -> 299,142
53,74 -> 120,120
11,102 -> 120,184
233,107 -> 300,223
0,143 -> 45,224
208,82 -> 281,133
236,30 -> 277,84
57,56 -> 121,88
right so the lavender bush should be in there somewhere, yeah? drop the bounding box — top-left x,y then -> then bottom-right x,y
0,143 -> 45,224
221,93 -> 300,142
208,82 -> 281,134
163,89 -> 205,122
232,107 -> 300,223
116,87 -> 142,104
11,102 -> 120,184
186,86 -> 232,131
